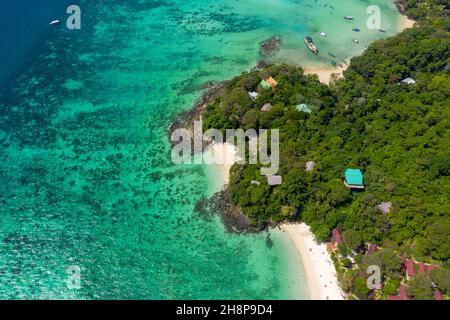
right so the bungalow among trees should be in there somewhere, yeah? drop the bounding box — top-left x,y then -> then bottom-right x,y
388,285 -> 409,300
305,161 -> 315,172
332,228 -> 343,245
202,0 -> 449,299
267,175 -> 282,186
248,91 -> 258,99
261,103 -> 273,112
343,168 -> 365,190
401,77 -> 416,85
260,76 -> 278,90
296,103 -> 313,114
377,201 -> 392,214
260,79 -> 270,90
266,76 -> 278,88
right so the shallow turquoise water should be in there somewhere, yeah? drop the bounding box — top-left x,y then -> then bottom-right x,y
0,0 -> 402,299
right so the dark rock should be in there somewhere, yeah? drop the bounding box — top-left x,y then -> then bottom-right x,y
167,81 -> 228,148
259,36 -> 282,58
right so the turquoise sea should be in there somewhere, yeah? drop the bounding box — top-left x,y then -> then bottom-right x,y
0,0 -> 403,299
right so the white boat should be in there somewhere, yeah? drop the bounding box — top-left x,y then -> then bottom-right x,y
319,32 -> 327,37
344,16 -> 354,20
49,20 -> 60,25
304,36 -> 318,54
353,39 -> 359,44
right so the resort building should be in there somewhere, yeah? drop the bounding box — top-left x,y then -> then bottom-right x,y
367,244 -> 379,256
434,290 -> 444,301
404,258 -> 416,280
296,103 -> 313,114
260,79 -> 270,90
332,228 -> 343,245
261,103 -> 273,112
377,201 -> 392,213
248,91 -> 258,99
344,168 -> 365,190
402,258 -> 438,280
260,77 -> 278,90
267,175 -> 282,186
387,285 -> 409,300
305,161 -> 316,172
401,77 -> 416,85
266,76 -> 278,88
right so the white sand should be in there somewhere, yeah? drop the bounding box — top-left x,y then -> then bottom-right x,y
304,65 -> 348,84
279,223 -> 345,300
203,142 -> 238,185
208,146 -> 345,299
304,13 -> 415,84
400,15 -> 415,31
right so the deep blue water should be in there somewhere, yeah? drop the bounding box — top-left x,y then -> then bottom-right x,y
0,0 -> 71,85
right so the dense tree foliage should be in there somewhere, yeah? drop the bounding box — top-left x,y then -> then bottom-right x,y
202,0 -> 449,299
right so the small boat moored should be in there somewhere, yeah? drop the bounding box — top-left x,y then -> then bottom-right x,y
344,16 -> 354,20
319,32 -> 327,37
353,39 -> 360,44
378,28 -> 387,33
352,27 -> 360,32
304,36 -> 318,54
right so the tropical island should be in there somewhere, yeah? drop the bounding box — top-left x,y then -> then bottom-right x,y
176,0 -> 449,300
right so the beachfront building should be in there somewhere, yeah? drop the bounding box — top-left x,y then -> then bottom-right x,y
434,290 -> 444,301
296,103 -> 313,114
344,168 -> 365,190
261,103 -> 273,112
267,175 -> 282,186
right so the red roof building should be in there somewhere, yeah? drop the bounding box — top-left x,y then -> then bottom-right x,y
434,290 -> 444,301
387,285 -> 409,300
368,244 -> 378,256
332,228 -> 343,244
418,262 -> 426,274
404,259 -> 416,279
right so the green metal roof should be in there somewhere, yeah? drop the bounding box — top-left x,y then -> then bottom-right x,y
260,80 -> 270,90
344,168 -> 364,185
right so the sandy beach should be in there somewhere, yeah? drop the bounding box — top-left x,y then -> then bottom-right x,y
206,11 -> 415,299
203,142 -> 238,185
304,65 -> 348,84
208,144 -> 344,300
400,14 -> 415,31
279,223 -> 345,300
304,13 -> 415,84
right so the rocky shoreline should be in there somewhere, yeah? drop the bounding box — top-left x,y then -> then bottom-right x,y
167,81 -> 227,145
167,77 -> 267,234
394,0 -> 407,15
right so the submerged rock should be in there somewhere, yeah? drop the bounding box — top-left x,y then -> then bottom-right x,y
167,81 -> 227,147
259,36 -> 282,58
194,189 -> 262,234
